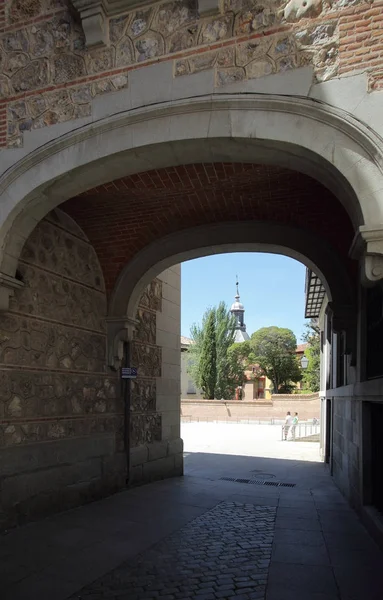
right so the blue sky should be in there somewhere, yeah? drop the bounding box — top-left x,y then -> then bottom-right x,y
181,253 -> 307,342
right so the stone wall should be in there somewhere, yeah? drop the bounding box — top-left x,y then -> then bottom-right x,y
181,394 -> 320,422
332,396 -> 361,509
0,208 -> 125,528
0,0 -> 382,148
131,265 -> 183,485
0,210 -> 182,528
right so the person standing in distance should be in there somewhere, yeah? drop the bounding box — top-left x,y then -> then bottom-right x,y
284,411 -> 293,441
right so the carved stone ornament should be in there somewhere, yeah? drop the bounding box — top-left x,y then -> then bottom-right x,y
0,272 -> 24,311
106,316 -> 138,370
70,0 -> 220,47
350,226 -> 383,287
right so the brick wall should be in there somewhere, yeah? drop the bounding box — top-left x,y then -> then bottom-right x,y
63,163 -> 356,297
339,3 -> 383,88
181,395 -> 320,422
0,0 -> 382,148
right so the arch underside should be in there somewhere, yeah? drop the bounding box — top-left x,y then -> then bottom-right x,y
1,94 -> 383,290
110,221 -> 354,322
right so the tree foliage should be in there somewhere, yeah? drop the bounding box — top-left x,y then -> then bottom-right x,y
250,326 -> 302,394
198,309 -> 217,399
302,320 -> 320,392
188,302 -> 241,399
227,341 -> 257,388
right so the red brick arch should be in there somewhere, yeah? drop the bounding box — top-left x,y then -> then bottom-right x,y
63,163 -> 356,298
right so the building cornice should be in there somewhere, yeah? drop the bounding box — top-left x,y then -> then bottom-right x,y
70,0 -> 220,47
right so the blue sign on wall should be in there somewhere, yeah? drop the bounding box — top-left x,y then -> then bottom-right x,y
121,367 -> 137,379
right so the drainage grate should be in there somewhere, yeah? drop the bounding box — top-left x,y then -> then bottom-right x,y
220,476 -> 296,488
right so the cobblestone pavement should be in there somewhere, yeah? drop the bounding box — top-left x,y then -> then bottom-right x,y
71,502 -> 276,600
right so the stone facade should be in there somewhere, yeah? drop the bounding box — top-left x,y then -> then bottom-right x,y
0,0 -> 382,147
0,208 -> 182,528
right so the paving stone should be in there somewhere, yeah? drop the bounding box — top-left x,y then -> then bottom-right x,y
69,502 -> 276,600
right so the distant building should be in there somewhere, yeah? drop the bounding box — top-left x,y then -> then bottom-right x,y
181,282 -> 307,400
230,281 -> 250,343
180,335 -> 201,398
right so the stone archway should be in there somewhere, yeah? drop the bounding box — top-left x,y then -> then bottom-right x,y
0,95 -> 383,309
1,96 -> 383,529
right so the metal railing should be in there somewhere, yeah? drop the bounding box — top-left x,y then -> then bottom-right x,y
281,422 -> 320,441
181,416 -> 319,428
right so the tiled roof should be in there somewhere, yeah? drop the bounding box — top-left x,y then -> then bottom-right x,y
296,343 -> 309,353
181,336 -> 193,346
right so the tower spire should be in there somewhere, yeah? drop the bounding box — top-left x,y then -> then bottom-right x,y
235,275 -> 240,299
230,275 -> 250,342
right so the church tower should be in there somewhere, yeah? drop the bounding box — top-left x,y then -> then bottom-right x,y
230,280 -> 250,343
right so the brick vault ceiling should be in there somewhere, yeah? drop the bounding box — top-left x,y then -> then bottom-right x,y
62,163 -> 355,295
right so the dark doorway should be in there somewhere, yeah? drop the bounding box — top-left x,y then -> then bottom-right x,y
371,402 -> 383,513
366,284 -> 383,380
325,398 -> 332,468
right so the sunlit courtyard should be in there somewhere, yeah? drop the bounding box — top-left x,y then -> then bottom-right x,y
181,421 -> 321,463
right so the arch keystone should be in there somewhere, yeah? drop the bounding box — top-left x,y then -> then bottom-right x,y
350,227 -> 383,286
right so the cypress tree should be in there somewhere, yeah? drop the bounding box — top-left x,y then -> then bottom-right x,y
199,309 -> 217,399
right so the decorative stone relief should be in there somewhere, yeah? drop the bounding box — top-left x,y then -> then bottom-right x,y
134,309 -> 157,345
0,313 -> 106,372
0,0 -> 376,147
11,264 -> 106,333
1,409 -> 123,446
138,279 -> 162,312
7,73 -> 128,147
132,342 -> 161,378
131,378 -> 156,412
175,26 -> 339,83
130,413 -> 161,447
19,218 -> 105,291
284,0 -> 323,21
234,3 -> 280,35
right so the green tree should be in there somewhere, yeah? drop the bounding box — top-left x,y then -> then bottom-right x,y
227,341 -> 257,389
188,302 -> 240,399
215,302 -> 237,398
250,326 -> 302,394
302,320 -> 320,392
198,309 -> 217,399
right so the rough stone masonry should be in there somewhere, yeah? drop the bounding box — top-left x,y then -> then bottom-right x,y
0,0 -> 382,148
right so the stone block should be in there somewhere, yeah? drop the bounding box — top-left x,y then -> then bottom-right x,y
130,444 -> 149,467
156,312 -> 180,336
156,377 -> 180,397
102,452 -> 127,476
156,393 -> 180,412
156,329 -> 180,351
142,455 -> 176,482
129,464 -> 143,485
167,437 -> 183,456
161,346 -> 181,367
0,434 -> 115,477
174,452 -> 184,475
161,281 -> 181,303
130,413 -> 162,447
148,440 -> 168,462
157,267 -> 181,291
2,458 -> 103,507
